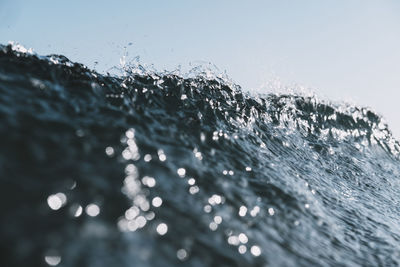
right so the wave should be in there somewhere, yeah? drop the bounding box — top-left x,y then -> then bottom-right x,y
1,43 -> 400,267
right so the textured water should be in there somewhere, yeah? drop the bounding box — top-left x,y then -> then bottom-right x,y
1,43 -> 400,267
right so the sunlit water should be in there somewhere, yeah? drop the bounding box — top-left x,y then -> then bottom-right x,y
1,43 -> 400,267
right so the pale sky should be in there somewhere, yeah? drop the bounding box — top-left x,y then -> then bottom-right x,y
1,0 -> 399,137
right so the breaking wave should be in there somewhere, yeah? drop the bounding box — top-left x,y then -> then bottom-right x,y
1,43 -> 400,267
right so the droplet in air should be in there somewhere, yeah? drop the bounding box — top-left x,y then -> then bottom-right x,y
105,146 -> 114,156
144,154 -> 152,162
177,168 -> 186,177
238,245 -> 247,254
228,235 -> 239,246
73,205 -> 82,217
203,205 -> 212,213
47,193 -> 67,210
86,204 -> 100,217
152,197 -> 163,207
177,249 -> 188,261
189,186 -> 199,194
142,176 -> 156,187
268,207 -> 275,216
158,149 -> 166,161
156,223 -> 168,235
239,206 -> 247,217
250,206 -> 260,217
214,215 -> 222,224
250,245 -> 261,256
44,253 -> 61,266
209,222 -> 218,231
238,233 -> 248,244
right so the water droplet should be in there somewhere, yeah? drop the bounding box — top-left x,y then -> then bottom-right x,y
142,176 -> 156,187
209,222 -> 218,231
189,186 -> 199,194
73,205 -> 82,217
250,245 -> 261,256
152,197 -> 163,207
144,154 -> 152,162
188,178 -> 196,185
156,223 -> 168,235
239,206 -> 247,217
158,149 -> 167,161
125,129 -> 135,139
250,206 -> 260,217
105,146 -> 114,156
203,205 -> 212,213
47,193 -> 66,210
177,249 -> 188,261
44,255 -> 61,266
214,215 -> 222,224
268,207 -> 275,216
228,235 -> 240,245
177,168 -> 186,177
238,233 -> 248,244
136,216 -> 147,228
86,204 -> 100,217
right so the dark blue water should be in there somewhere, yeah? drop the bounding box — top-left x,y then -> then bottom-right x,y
1,43 -> 400,267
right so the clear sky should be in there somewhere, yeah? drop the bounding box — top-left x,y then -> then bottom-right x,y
1,0 -> 399,137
